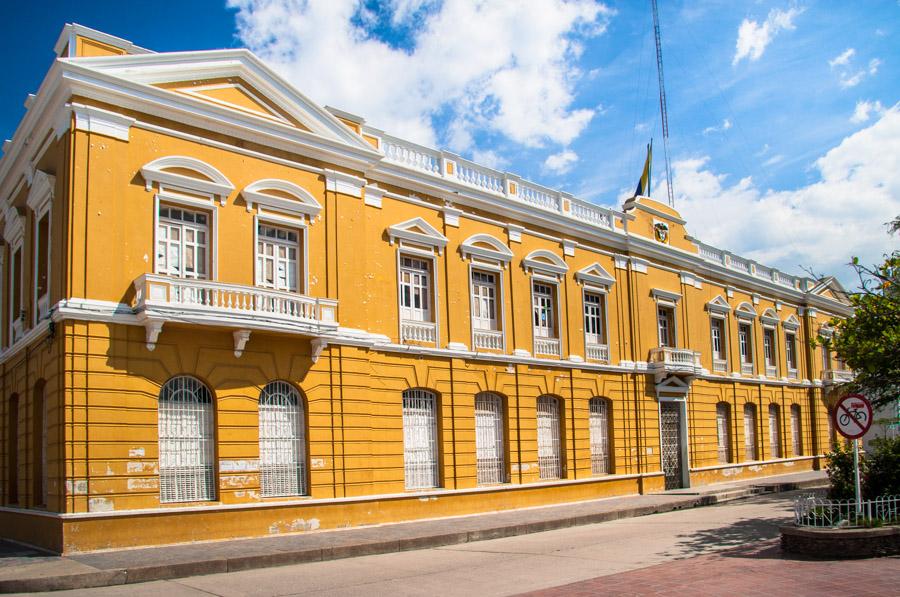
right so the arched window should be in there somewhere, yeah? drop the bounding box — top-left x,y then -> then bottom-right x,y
589,398 -> 611,474
158,376 -> 215,503
402,389 -> 439,489
6,394 -> 18,504
259,381 -> 307,497
475,392 -> 506,485
33,381 -> 47,507
790,404 -> 802,456
536,395 -> 562,480
716,403 -> 731,464
743,403 -> 757,461
769,404 -> 782,459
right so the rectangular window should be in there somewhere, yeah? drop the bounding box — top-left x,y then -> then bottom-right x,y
657,306 -> 675,347
402,389 -> 439,489
9,247 -> 22,343
769,405 -> 781,459
716,404 -> 730,464
589,399 -> 610,474
256,224 -> 299,292
744,404 -> 757,461
536,396 -> 562,480
399,256 -> 432,323
738,323 -> 753,372
471,270 -> 498,331
36,213 -> 50,314
785,332 -> 797,374
710,317 -> 726,371
157,206 -> 209,279
791,405 -> 802,456
532,282 -> 556,338
583,292 -> 606,346
475,393 -> 505,485
763,329 -> 775,367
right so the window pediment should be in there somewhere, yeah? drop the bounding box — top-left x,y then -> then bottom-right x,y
141,156 -> 234,205
3,205 -> 24,247
576,262 -> 615,289
782,314 -> 801,331
242,179 -> 322,219
706,295 -> 731,315
735,302 -> 757,320
460,233 -> 513,264
387,217 -> 448,254
651,288 -> 681,304
760,308 -> 779,326
26,170 -> 55,216
523,249 -> 568,277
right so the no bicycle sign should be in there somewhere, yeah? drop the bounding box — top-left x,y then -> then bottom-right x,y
832,393 -> 873,440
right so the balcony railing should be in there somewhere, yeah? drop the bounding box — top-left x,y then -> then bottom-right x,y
823,369 -> 854,384
401,320 -> 437,344
534,337 -> 561,357
788,368 -> 799,380
11,315 -> 24,343
134,274 -> 338,330
741,361 -> 755,375
473,329 -> 504,351
765,365 -> 777,377
648,347 -> 701,376
712,358 -> 727,373
586,343 -> 609,363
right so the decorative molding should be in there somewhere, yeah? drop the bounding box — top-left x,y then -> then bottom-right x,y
387,217 -> 448,254
782,314 -> 801,331
71,103 -> 135,142
363,184 -> 384,208
310,338 -> 328,363
507,224 -> 523,243
447,342 -> 468,351
679,271 -> 702,289
459,233 -> 513,264
144,320 -> 163,351
630,257 -> 648,274
651,288 -> 682,303
523,249 -> 569,276
3,205 -> 24,246
242,178 -> 321,217
562,239 -> 576,257
141,155 -> 234,204
614,255 -> 629,270
233,329 -> 251,357
26,170 -> 55,215
735,302 -> 757,320
576,263 -> 615,288
760,308 -> 779,326
751,293 -> 760,305
324,169 -> 365,198
706,295 -> 731,315
443,205 -> 461,227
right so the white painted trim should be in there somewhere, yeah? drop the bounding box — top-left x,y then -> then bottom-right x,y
523,249 -> 568,277
575,262 -> 615,288
651,288 -> 682,303
71,103 -> 134,141
460,233 -> 513,264
364,184 -> 384,208
242,178 -> 321,217
141,155 -> 234,202
324,169 -> 365,198
387,217 -> 448,254
706,295 -> 731,315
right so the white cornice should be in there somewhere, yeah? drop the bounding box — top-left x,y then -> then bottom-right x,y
71,102 -> 134,141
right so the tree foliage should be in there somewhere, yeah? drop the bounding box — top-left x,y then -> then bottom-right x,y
819,221 -> 900,410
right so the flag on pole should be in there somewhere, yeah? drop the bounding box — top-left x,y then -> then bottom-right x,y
634,139 -> 652,197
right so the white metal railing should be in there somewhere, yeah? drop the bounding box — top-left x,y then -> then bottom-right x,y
823,369 -> 854,383
775,271 -> 796,287
570,198 -> 613,228
534,337 -> 561,357
586,343 -> 609,362
741,362 -> 755,375
649,347 -> 701,368
381,135 -> 441,174
473,329 -> 504,351
401,320 -> 437,344
134,274 -> 338,326
795,494 -> 900,528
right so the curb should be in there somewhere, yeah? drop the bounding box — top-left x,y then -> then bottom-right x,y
0,479 -> 827,593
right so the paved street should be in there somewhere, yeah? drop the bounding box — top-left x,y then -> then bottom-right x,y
14,489 -> 897,596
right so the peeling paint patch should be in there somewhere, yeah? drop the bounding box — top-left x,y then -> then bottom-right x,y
749,465 -> 763,472
127,478 -> 158,491
128,447 -> 145,458
88,498 -> 114,512
219,460 -> 260,473
418,496 -> 438,502
268,518 -> 320,534
66,480 -> 89,495
782,461 -> 796,467
222,474 -> 256,488
127,461 -> 158,474
721,467 -> 743,477
310,458 -> 326,469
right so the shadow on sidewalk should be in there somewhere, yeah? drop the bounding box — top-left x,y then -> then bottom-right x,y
661,516 -> 789,560
0,540 -> 55,567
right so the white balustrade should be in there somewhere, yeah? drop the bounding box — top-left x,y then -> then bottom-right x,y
473,329 -> 504,351
730,255 -> 751,273
775,271 -> 795,287
823,369 -> 854,383
713,358 -> 727,372
570,199 -> 612,228
697,243 -> 725,264
401,320 -> 437,344
381,136 -> 441,174
586,343 -> 609,362
534,337 -> 561,357
741,362 -> 755,375
454,159 -> 504,193
134,274 -> 338,328
516,181 -> 559,211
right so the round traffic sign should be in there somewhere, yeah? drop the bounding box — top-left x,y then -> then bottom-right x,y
832,394 -> 873,439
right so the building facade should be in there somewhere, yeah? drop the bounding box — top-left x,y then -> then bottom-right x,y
0,25 -> 853,553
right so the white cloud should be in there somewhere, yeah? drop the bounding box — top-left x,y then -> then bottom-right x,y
669,105 -> 900,285
470,149 -> 509,171
762,154 -> 784,167
229,0 -> 612,150
840,70 -> 866,89
850,99 -> 886,124
703,118 -> 732,135
733,7 -> 803,65
869,58 -> 882,75
829,48 -> 855,68
543,149 -> 579,175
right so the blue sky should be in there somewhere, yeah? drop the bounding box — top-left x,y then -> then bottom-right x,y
1,1 -> 898,284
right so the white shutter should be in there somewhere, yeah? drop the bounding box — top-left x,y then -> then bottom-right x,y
475,393 -> 505,485
158,376 -> 215,503
259,381 -> 306,497
402,389 -> 439,489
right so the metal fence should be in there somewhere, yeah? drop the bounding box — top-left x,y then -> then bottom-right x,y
794,494 -> 900,528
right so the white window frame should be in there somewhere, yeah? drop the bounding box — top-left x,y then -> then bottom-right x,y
744,403 -> 757,461
709,315 -> 728,372
762,326 -> 778,377
589,398 -> 610,474
470,266 -> 501,329
536,395 -> 562,480
259,380 -> 307,497
254,216 -> 305,294
7,240 -> 24,345
158,376 -> 216,504
398,252 -> 435,323
531,279 -> 560,344
402,389 -> 440,490
652,289 -> 681,349
582,287 -> 609,361
785,331 -> 798,378
27,171 -> 54,326
461,236 -> 511,353
474,392 -> 506,485
156,203 -> 212,280
738,321 -> 754,374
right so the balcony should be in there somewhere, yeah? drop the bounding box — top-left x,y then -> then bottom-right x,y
534,337 -> 561,357
741,362 -> 755,375
712,358 -> 727,373
765,364 -> 777,378
133,274 -> 338,352
473,329 -> 504,351
823,369 -> 854,385
586,343 -> 609,363
401,320 -> 437,344
648,347 -> 702,381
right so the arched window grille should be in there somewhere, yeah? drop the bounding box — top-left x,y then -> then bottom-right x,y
536,395 -> 562,480
259,381 -> 307,497
716,403 -> 731,464
744,403 -> 757,461
791,404 -> 802,456
589,398 -> 610,474
769,404 -> 782,459
475,393 -> 505,485
158,376 -> 215,503
402,389 -> 439,489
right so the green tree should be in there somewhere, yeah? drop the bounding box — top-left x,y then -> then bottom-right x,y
820,221 -> 900,410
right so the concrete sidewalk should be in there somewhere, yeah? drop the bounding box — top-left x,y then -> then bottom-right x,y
0,471 -> 826,593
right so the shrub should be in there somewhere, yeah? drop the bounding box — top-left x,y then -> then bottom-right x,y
864,435 -> 900,498
825,440 -> 861,500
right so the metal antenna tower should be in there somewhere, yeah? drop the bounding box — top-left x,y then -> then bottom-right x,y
651,0 -> 675,207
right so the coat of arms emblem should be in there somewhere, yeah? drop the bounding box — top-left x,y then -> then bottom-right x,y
654,221 -> 669,243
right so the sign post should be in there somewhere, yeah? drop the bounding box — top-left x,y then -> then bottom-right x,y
832,393 -> 873,515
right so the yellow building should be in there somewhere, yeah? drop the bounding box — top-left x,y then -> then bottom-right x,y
0,25 -> 853,553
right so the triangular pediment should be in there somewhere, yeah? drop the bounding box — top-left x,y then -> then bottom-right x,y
706,295 -> 731,314
387,217 -> 448,252
63,50 -> 376,152
576,262 -> 615,287
810,276 -> 851,305
656,375 -> 690,395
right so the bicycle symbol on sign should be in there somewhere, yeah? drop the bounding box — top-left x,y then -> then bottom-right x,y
838,406 -> 868,427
